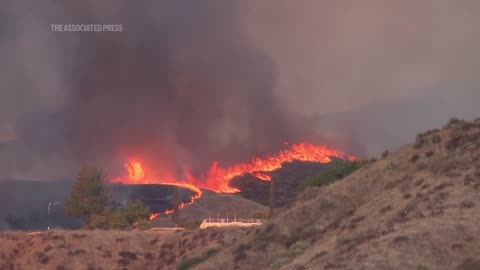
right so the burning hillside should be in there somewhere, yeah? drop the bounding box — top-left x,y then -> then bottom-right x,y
109,142 -> 355,218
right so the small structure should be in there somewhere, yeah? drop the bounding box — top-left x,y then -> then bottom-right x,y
199,216 -> 265,229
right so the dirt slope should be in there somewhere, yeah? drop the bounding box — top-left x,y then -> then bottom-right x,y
0,190 -> 266,270
0,227 -> 251,270
195,118 -> 480,270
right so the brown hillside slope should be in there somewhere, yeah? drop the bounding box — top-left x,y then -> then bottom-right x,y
151,190 -> 268,226
0,190 -> 266,270
195,118 -> 480,270
181,190 -> 268,220
0,227 -> 251,270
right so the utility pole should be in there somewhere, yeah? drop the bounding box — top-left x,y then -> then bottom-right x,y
47,201 -> 52,230
269,177 -> 275,219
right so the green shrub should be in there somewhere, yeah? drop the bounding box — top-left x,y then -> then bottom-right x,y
89,213 -> 110,230
304,160 -> 361,189
381,150 -> 390,159
176,248 -> 219,270
65,166 -> 111,226
125,200 -> 150,224
110,209 -> 129,229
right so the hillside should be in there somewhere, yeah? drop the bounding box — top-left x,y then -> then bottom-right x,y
231,161 -> 329,208
151,190 -> 268,226
194,118 -> 480,270
0,227 -> 248,270
1,118 -> 480,270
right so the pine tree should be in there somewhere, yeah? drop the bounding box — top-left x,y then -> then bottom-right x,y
65,166 -> 111,226
124,200 -> 150,225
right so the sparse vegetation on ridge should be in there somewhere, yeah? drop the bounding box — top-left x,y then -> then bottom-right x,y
303,159 -> 363,189
176,248 -> 219,270
191,117 -> 480,270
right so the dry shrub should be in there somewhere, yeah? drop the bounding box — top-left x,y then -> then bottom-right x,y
115,237 -> 125,243
385,179 -> 402,190
428,156 -> 458,174
415,178 -> 424,186
414,138 -> 425,149
391,236 -> 409,245
417,161 -> 427,170
379,205 -> 392,214
393,200 -> 418,223
336,228 -> 378,253
447,135 -> 463,151
410,154 -> 421,163
117,258 -> 129,266
102,251 -> 112,258
460,200 -> 475,208
425,150 -> 435,158
71,233 -> 87,239
459,258 -> 480,270
445,117 -> 463,128
233,243 -> 250,263
119,251 -> 137,260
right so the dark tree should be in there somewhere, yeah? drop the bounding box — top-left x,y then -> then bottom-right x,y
124,200 -> 150,225
65,166 -> 111,226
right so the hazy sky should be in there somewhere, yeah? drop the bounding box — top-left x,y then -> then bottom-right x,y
1,1 -> 479,180
245,0 -> 480,115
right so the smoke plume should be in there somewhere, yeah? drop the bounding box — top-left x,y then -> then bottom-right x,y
2,1 -> 480,180
0,1 -> 311,180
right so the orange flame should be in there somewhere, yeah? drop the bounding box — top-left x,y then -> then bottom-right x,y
251,172 -> 271,181
110,142 -> 355,218
125,161 -> 144,181
149,213 -> 160,220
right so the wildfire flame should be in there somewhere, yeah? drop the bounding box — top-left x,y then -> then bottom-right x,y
149,213 -> 160,220
110,142 -> 355,219
125,161 -> 144,181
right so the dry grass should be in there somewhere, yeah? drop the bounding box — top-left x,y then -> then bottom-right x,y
0,227 -> 245,270
3,118 -> 480,270
193,119 -> 480,270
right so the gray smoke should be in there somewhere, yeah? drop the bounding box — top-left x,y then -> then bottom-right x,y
2,1 -> 480,180
0,1 -> 312,180
245,0 -> 480,155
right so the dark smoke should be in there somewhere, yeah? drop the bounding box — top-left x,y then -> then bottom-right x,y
3,1 -> 480,180
0,1 -> 313,180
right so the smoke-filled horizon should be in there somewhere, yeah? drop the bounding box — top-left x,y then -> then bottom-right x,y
1,1 -> 480,181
